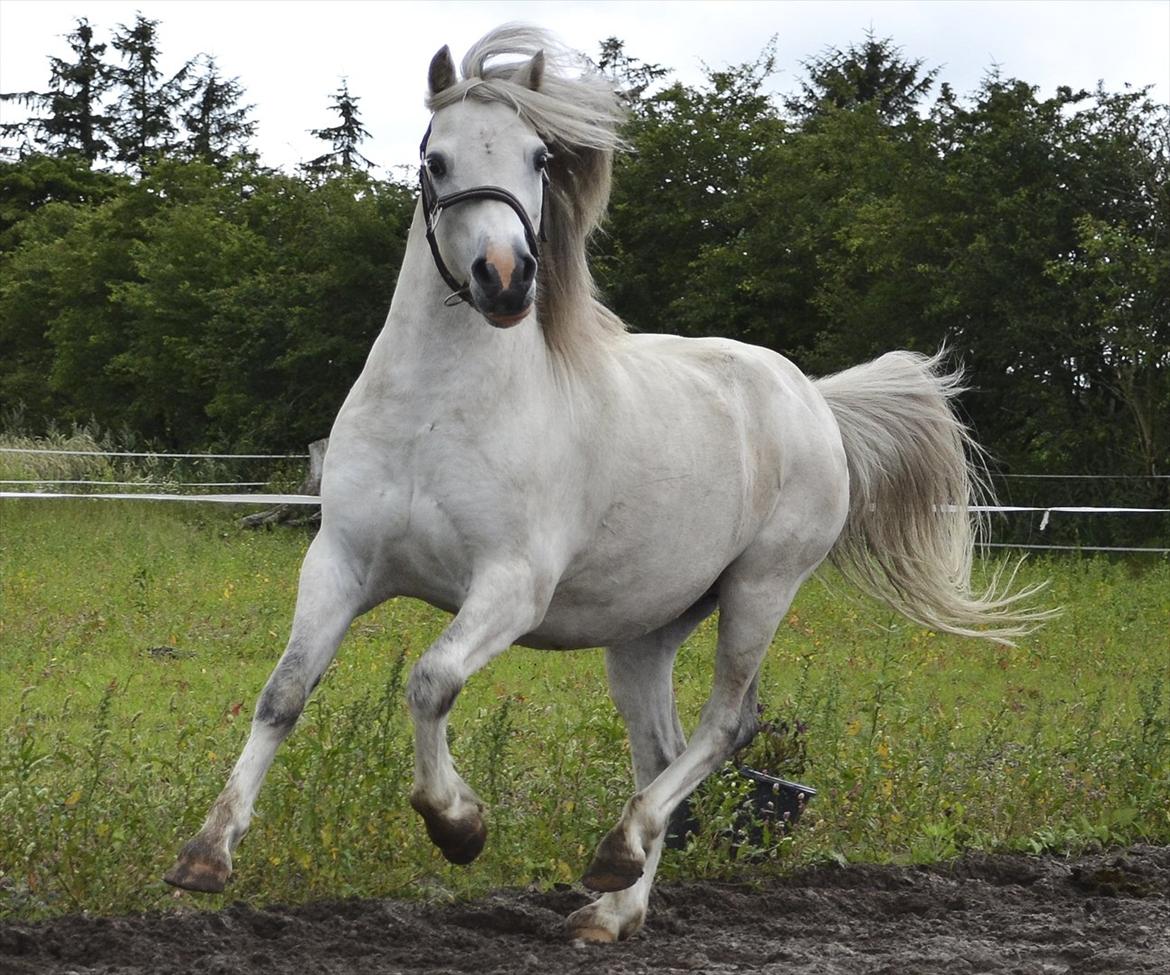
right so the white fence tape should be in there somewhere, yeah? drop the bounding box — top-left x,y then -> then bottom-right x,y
6,492 -> 1167,516
0,447 -> 307,459
0,479 -> 269,487
0,491 -> 319,505
3,492 -> 1165,553
5,448 -> 1166,477
4,449 -> 1166,552
987,542 -> 1170,554
999,472 -> 1170,479
969,505 -> 1170,514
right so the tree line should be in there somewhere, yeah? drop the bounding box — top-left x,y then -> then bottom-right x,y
1,19 -> 1167,539
1,15 -> 371,174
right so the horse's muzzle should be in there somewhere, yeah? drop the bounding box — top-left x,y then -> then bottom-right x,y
470,245 -> 537,328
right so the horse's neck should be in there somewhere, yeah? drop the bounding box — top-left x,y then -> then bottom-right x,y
360,206 -> 550,402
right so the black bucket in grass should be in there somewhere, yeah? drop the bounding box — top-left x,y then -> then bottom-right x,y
664,766 -> 817,852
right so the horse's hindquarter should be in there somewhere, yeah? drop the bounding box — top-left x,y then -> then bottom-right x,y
531,335 -> 850,647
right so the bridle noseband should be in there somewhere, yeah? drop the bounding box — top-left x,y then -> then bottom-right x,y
419,121 -> 549,307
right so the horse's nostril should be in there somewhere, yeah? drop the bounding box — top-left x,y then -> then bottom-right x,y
519,254 -> 537,287
471,258 -> 497,290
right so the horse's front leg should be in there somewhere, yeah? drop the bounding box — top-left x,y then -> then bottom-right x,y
165,533 -> 365,892
407,566 -> 548,865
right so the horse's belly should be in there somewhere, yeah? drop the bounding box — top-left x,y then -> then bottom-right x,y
519,513 -> 743,649
520,588 -> 706,649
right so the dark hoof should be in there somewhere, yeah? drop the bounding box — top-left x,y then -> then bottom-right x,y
418,809 -> 487,865
582,830 -> 644,892
582,863 -> 643,893
164,839 -> 231,893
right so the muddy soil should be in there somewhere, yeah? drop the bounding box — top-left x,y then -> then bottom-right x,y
2,845 -> 1168,974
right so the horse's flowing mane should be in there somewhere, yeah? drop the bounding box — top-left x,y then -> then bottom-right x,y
426,25 -> 629,362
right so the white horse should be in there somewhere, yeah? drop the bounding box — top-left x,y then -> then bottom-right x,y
167,26 -> 1043,942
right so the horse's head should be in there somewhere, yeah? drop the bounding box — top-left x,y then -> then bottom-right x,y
420,45 -> 549,328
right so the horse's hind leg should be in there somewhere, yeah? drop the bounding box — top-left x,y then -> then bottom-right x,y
165,534 -> 364,893
582,562 -> 815,896
567,596 -> 715,943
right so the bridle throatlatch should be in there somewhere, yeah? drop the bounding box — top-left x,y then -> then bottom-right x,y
419,120 -> 549,307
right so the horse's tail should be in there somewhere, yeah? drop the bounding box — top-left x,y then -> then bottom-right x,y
814,350 -> 1050,645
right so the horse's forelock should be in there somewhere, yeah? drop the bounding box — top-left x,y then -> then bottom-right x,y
425,26 -> 625,154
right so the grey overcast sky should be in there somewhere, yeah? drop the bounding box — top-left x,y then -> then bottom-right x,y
1,0 -> 1167,177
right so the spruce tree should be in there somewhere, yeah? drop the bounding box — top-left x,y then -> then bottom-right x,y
180,55 -> 256,166
0,18 -> 113,162
594,37 -> 668,108
785,31 -> 939,124
108,14 -> 193,170
305,79 -> 374,174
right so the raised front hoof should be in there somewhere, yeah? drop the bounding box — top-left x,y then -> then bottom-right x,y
164,840 -> 231,893
419,810 -> 487,865
581,832 -> 644,893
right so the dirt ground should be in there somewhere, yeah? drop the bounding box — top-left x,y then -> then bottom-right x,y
2,844 -> 1168,975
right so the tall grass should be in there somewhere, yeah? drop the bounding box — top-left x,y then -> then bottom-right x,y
1,500 -> 1167,920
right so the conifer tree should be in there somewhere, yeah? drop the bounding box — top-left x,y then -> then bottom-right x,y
785,31 -> 939,124
108,14 -> 193,170
180,56 -> 256,166
305,79 -> 374,174
594,37 -> 668,108
0,18 -> 113,162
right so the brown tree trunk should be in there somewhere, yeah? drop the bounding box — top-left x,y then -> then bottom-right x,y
240,437 -> 328,528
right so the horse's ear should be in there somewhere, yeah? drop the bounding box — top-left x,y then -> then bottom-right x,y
514,50 -> 545,92
428,45 -> 457,95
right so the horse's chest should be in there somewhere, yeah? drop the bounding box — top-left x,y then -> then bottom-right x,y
328,427 -> 553,606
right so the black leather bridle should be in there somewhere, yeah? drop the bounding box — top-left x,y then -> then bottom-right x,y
419,120 -> 549,307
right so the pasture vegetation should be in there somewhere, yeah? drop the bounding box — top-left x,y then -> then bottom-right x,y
1,498 -> 1168,921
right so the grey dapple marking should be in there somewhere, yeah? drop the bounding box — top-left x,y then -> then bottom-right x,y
166,26 -> 1046,941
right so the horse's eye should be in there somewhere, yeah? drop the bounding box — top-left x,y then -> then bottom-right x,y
534,150 -> 552,172
426,155 -> 447,178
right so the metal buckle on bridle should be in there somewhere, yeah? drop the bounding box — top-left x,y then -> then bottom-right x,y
418,120 -> 548,308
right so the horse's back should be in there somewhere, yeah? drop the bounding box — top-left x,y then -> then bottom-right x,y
614,333 -> 846,494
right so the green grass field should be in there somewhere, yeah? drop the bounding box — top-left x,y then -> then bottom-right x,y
2,499 -> 1168,920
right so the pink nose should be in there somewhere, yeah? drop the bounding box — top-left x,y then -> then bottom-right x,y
470,243 -> 537,311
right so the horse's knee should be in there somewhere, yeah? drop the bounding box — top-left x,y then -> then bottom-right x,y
407,656 -> 463,721
255,664 -> 309,733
